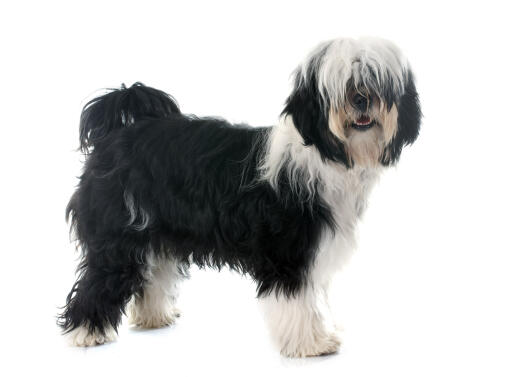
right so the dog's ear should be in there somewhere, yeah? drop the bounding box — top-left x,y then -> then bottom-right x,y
282,72 -> 351,166
382,72 -> 422,164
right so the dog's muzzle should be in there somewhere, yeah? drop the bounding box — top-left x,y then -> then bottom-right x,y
351,115 -> 375,131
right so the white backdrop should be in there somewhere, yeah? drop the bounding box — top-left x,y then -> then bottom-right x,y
1,1 -> 510,376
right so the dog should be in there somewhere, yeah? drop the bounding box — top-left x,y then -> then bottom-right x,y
59,37 -> 421,357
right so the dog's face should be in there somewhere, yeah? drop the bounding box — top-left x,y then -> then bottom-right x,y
328,85 -> 400,167
283,37 -> 421,167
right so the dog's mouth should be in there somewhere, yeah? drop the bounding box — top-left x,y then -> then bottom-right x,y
351,115 -> 374,131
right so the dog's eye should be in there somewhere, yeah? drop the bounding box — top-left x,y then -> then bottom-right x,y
352,93 -> 371,111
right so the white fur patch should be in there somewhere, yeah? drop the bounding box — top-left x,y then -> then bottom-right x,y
67,324 -> 117,347
260,286 -> 340,357
260,116 -> 329,199
298,37 -> 409,109
128,253 -> 182,328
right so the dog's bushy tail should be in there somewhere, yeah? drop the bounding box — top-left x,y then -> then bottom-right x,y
79,82 -> 180,152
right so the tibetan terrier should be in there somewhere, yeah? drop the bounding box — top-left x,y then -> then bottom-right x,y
59,37 -> 421,357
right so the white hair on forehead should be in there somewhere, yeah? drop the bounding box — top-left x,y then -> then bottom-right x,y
298,37 -> 409,109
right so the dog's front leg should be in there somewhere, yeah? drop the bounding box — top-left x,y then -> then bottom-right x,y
259,284 -> 340,357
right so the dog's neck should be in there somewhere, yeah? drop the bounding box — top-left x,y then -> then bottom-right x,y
260,115 -> 381,205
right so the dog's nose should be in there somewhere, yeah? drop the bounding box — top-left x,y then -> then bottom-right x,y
352,93 -> 370,112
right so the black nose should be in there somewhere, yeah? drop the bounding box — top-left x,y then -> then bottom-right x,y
352,93 -> 370,112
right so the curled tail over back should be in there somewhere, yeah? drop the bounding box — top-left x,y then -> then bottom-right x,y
79,82 -> 180,152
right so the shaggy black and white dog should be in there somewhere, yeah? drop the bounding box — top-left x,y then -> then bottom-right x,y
59,37 -> 421,357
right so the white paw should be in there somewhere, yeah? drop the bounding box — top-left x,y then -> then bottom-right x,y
67,324 -> 117,347
281,333 -> 341,358
128,301 -> 181,329
310,333 -> 341,357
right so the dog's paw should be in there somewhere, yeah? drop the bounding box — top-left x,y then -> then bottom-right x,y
310,333 -> 341,357
281,333 -> 341,358
66,324 -> 117,347
128,303 -> 181,329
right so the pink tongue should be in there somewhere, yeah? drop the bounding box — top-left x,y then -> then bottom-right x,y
356,115 -> 371,125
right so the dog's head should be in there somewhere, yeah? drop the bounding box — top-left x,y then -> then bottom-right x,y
282,37 -> 421,167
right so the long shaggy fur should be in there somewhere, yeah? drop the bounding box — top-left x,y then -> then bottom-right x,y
59,37 -> 421,357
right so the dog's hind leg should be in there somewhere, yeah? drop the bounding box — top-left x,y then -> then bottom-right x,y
127,253 -> 185,329
58,236 -> 148,346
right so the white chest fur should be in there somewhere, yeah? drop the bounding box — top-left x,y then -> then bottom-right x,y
260,117 -> 381,285
313,165 -> 380,285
